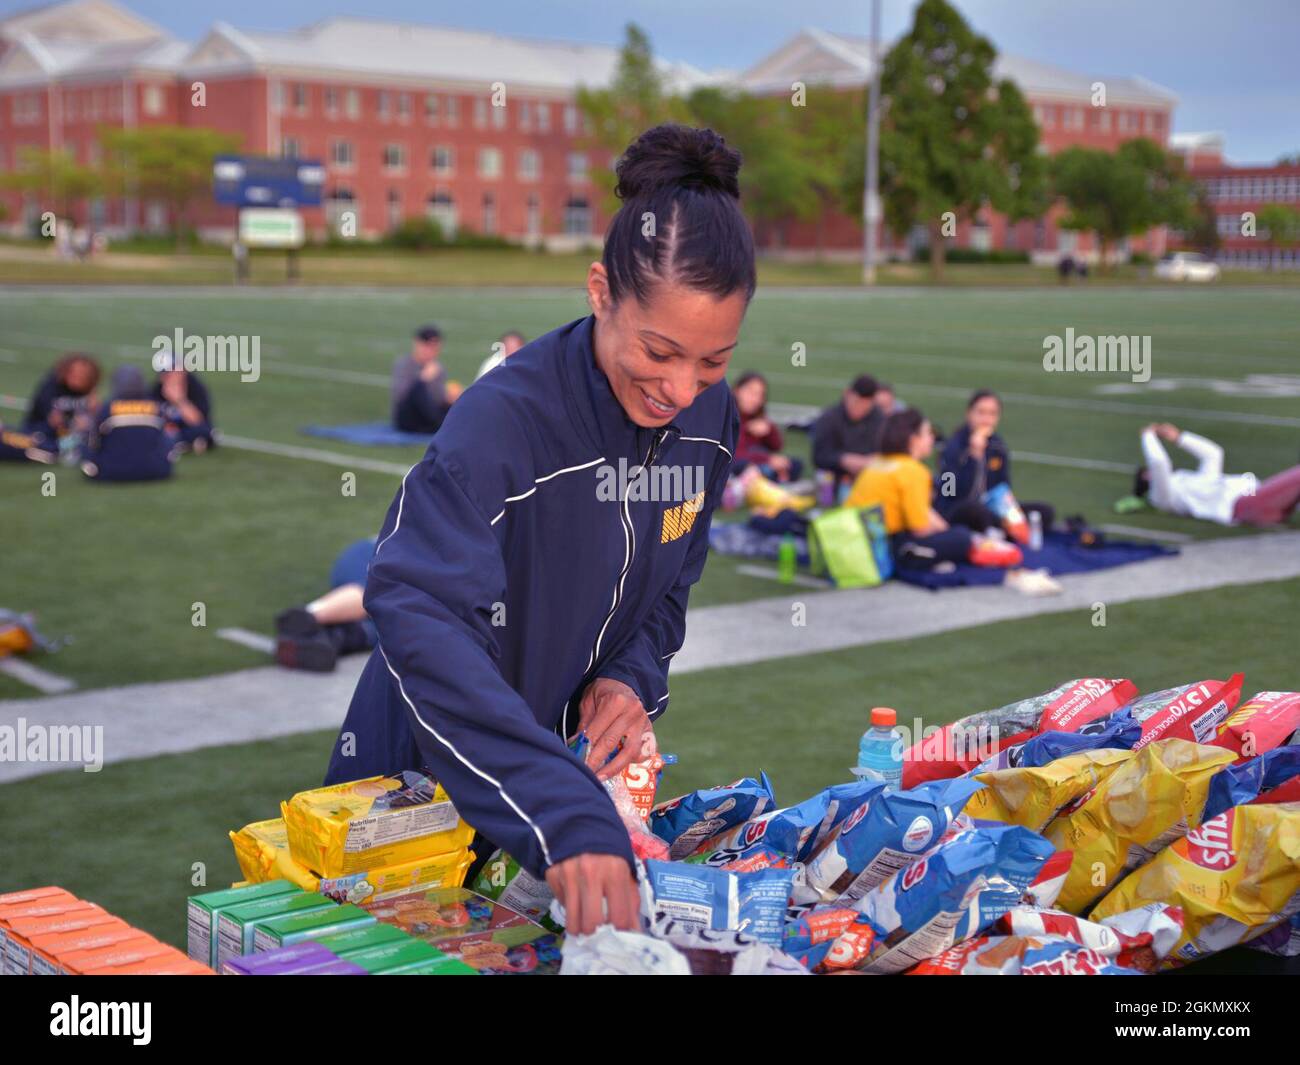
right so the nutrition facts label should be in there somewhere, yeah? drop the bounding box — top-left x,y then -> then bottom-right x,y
343,800 -> 459,852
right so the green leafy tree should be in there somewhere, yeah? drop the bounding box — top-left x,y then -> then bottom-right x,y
1182,184 -> 1221,256
1256,203 -> 1300,270
101,125 -> 241,248
872,0 -> 1047,279
0,147 -> 103,229
1052,137 -> 1197,271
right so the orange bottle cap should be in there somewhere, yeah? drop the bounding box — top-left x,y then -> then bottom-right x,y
870,707 -> 897,727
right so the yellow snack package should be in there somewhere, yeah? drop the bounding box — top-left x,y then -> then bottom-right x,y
282,771 -> 474,877
1091,801 -> 1300,967
1044,738 -> 1235,914
229,819 -> 320,892
971,748 -> 1133,831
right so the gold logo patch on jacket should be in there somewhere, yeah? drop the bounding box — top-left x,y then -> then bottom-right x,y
661,491 -> 705,544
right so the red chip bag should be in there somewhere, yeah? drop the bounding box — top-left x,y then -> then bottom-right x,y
902,678 -> 1138,787
1211,691 -> 1300,761
1127,674 -> 1244,751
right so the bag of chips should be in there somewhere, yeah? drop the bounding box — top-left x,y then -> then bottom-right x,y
851,823 -> 1056,974
969,712 -> 1142,774
1090,802 -> 1300,967
650,774 -> 776,861
1044,739 -> 1237,914
1125,674 -> 1244,751
794,777 -> 982,905
1210,691 -> 1300,761
1201,746 -> 1300,823
642,860 -> 795,946
902,679 -> 1138,786
969,748 -> 1134,831
782,906 -> 877,973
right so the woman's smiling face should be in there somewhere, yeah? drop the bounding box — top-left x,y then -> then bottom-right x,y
588,262 -> 747,428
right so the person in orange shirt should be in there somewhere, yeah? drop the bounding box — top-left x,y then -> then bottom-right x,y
846,409 -> 1022,570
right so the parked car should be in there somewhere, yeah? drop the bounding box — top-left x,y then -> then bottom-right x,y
1154,252 -> 1221,282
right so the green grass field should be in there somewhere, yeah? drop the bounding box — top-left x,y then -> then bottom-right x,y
2,280 -> 1298,945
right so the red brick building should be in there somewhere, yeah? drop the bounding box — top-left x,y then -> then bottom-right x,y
1170,132 -> 1300,270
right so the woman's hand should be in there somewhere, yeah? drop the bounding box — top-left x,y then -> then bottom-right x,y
573,677 -> 651,782
745,416 -> 773,438
968,425 -> 991,457
545,852 -> 640,935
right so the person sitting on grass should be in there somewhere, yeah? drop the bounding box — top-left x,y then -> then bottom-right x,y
391,324 -> 462,433
1136,423 -> 1300,527
80,366 -> 174,482
274,537 -> 378,672
153,353 -> 215,453
24,352 -> 101,443
936,389 -> 1055,535
811,374 -> 885,494
731,371 -> 802,483
0,420 -> 56,463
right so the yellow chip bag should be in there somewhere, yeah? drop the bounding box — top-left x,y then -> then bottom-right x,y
229,819 -> 320,892
1090,801 -> 1300,967
282,771 -> 474,877
1044,739 -> 1235,914
971,748 -> 1133,830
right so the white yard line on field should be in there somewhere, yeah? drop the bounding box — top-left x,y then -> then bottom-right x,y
0,657 -> 77,695
215,628 -> 276,655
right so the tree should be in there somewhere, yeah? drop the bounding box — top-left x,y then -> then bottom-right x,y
1052,137 -> 1197,271
873,0 -> 1047,279
576,24 -> 689,213
0,147 -> 103,230
101,126 -> 241,248
1183,185 -> 1221,256
1256,203 -> 1300,270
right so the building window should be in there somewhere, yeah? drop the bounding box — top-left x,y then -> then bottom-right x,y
378,91 -> 391,120
482,192 -> 497,235
271,82 -> 284,115
474,98 -> 488,129
383,144 -> 407,172
567,152 -> 588,181
424,94 -> 439,123
432,146 -> 454,175
387,189 -> 402,230
330,140 -> 354,168
281,137 -> 302,159
397,93 -> 411,121
519,100 -> 533,131
478,147 -> 502,179
518,149 -> 540,181
324,87 -> 338,116
445,96 -> 459,127
564,197 -> 590,236
345,89 -> 360,119
537,102 -> 550,133
326,188 -> 355,234
563,104 -> 578,134
1096,110 -> 1111,133
143,84 -> 164,117
292,83 -> 308,115
427,192 -> 456,237
492,101 -> 506,129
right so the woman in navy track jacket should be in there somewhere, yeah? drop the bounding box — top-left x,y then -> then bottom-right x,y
325,125 -> 756,933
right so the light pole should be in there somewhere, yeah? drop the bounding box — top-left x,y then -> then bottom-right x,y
863,0 -> 882,284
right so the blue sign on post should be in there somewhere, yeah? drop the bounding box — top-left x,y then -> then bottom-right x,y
213,155 -> 325,208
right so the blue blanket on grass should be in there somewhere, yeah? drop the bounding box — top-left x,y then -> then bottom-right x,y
302,422 -> 435,447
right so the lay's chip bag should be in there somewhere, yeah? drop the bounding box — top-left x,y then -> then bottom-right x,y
650,774 -> 775,860
1044,739 -> 1236,914
1125,674 -> 1244,751
1090,802 -> 1300,967
1202,746 -> 1300,822
970,748 -> 1134,831
1211,691 -> 1300,761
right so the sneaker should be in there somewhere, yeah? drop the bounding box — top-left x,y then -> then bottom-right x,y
275,608 -> 337,672
1006,568 -> 1064,596
968,539 -> 1024,568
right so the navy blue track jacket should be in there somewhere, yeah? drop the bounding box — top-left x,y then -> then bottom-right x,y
325,316 -> 738,879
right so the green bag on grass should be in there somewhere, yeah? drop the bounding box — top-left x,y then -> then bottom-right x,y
807,505 -> 894,588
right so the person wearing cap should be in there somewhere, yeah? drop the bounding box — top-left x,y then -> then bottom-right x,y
392,324 -> 460,433
81,366 -> 174,482
152,352 -> 214,454
811,374 -> 886,492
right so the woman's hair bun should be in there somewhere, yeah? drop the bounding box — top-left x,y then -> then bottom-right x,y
614,124 -> 741,201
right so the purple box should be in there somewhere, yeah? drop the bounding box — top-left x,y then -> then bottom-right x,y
292,959 -> 368,975
223,942 -> 336,975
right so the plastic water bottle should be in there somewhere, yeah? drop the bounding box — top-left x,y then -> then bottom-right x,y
777,534 -> 796,583
1028,510 -> 1043,551
855,707 -> 903,787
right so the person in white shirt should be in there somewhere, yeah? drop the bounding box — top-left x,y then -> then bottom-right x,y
1137,423 -> 1300,526
474,330 -> 526,381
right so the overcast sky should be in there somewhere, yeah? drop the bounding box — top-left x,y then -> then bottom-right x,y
10,0 -> 1298,162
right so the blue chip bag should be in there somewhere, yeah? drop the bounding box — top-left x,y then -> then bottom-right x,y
970,713 -> 1143,773
650,773 -> 776,860
690,779 -> 888,867
1202,745 -> 1300,822
795,777 -> 983,904
643,860 -> 795,946
853,823 -> 1056,974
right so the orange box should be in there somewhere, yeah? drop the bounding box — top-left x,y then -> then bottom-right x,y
1,898 -> 99,969
6,910 -> 126,976
113,954 -> 215,975
60,934 -> 174,975
28,919 -> 139,976
0,887 -> 74,908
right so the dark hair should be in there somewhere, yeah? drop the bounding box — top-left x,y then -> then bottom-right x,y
880,408 -> 927,455
732,370 -> 768,414
55,352 -> 100,394
1134,466 -> 1150,498
849,374 -> 878,398
967,388 -> 1001,410
603,124 -> 756,306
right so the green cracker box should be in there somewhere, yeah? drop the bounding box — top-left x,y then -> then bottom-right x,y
252,903 -> 374,952
216,891 -> 335,965
311,922 -> 409,956
342,939 -> 455,974
187,880 -> 300,967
